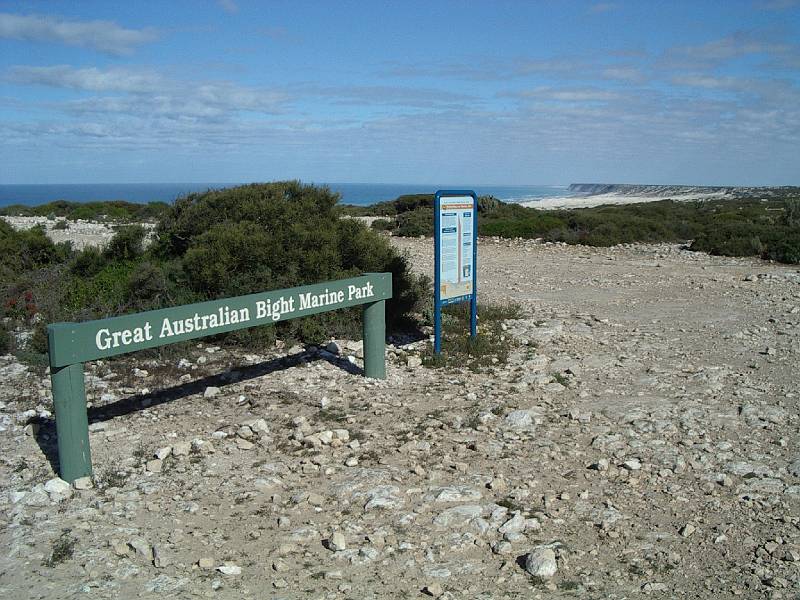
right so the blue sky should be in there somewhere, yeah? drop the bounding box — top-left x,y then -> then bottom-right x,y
1,0 -> 798,185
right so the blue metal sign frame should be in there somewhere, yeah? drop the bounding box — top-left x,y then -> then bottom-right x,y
434,189 -> 478,354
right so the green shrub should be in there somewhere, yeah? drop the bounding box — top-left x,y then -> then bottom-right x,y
393,194 -> 434,213
421,302 -> 521,372
62,262 -> 137,317
784,198 -> 800,228
0,200 -> 169,222
477,195 -> 502,214
70,246 -> 107,277
0,323 -> 11,354
43,530 -> 77,567
155,182 -> 428,341
393,207 -> 434,237
7,182 -> 428,343
764,230 -> 800,264
0,221 -> 71,280
691,223 -> 770,257
105,225 -> 146,261
126,261 -> 169,309
371,219 -> 393,231
367,193 -> 798,265
29,322 -> 49,354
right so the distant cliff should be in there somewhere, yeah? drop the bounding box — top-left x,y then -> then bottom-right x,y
568,183 -> 798,198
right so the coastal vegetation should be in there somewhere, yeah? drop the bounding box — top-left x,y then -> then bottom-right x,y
344,193 -> 800,264
3,184 -> 799,367
0,182 -> 429,361
421,301 -> 523,372
0,200 -> 169,222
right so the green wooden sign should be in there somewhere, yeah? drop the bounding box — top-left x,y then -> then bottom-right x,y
47,273 -> 392,483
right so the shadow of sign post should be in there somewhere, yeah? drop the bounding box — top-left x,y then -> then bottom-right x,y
47,272 -> 392,483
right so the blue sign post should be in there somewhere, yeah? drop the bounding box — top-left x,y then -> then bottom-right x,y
434,190 -> 478,354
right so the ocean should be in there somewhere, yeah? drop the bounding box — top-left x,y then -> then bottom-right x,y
0,182 -> 573,208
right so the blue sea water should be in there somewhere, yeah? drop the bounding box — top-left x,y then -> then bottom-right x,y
0,182 -> 573,208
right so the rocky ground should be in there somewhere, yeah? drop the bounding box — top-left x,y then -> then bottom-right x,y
1,216 -> 154,250
1,234 -> 799,599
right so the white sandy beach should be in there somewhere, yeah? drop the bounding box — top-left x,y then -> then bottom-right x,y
521,190 -> 731,210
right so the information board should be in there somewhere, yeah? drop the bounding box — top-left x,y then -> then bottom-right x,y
434,190 -> 477,353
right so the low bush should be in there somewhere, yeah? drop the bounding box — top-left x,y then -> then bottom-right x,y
422,301 -> 522,372
154,182 -> 429,341
394,207 -> 434,237
0,323 -> 11,354
358,192 -> 800,265
0,221 -> 71,281
105,225 -> 146,261
4,182 -> 431,354
761,230 -> 800,264
1,200 -> 169,222
370,219 -> 393,231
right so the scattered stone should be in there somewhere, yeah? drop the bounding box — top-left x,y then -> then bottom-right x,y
72,476 -> 93,490
153,545 -> 171,568
423,582 -> 444,597
504,409 -> 535,429
235,438 -> 255,451
0,235 -> 796,599
217,564 -> 241,576
524,547 -> 557,579
44,477 -> 73,502
406,356 -> 423,368
128,539 -> 153,562
203,386 -> 220,398
146,459 -> 163,473
112,542 -> 130,557
172,442 -> 191,457
329,532 -> 347,552
429,486 -> 482,503
492,540 -> 514,555
272,558 -> 289,572
433,504 -> 483,528
498,513 -> 526,535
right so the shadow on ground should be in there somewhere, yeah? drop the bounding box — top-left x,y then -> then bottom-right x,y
31,349 -> 362,475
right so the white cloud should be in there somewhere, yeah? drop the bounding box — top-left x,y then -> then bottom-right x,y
755,0 -> 800,10
666,32 -> 792,65
506,86 -> 621,102
671,74 -> 745,89
8,65 -> 165,93
0,12 -> 157,55
601,66 -> 646,82
297,84 -> 473,108
587,3 -> 619,15
217,0 -> 239,14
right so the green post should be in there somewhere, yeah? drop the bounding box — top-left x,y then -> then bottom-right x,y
362,300 -> 386,379
50,363 -> 92,483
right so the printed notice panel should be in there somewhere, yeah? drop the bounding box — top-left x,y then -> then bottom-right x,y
438,195 -> 475,301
